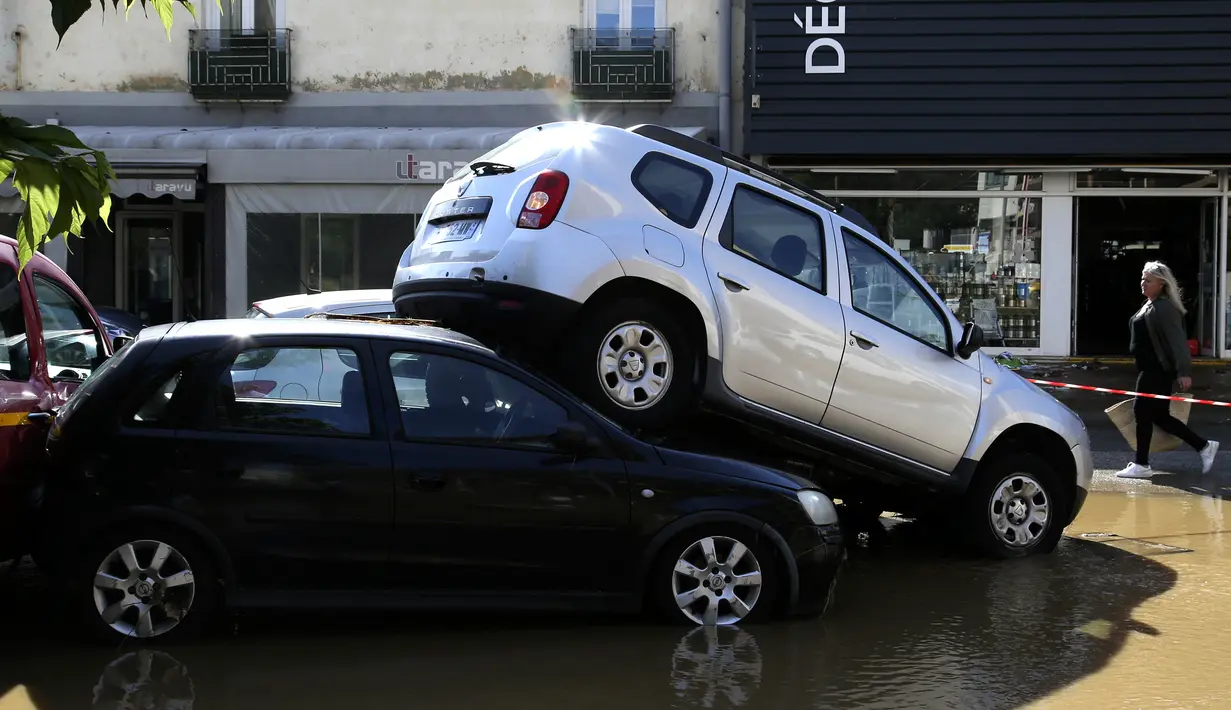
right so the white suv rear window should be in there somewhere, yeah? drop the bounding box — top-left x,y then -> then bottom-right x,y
451,130 -> 566,182
631,152 -> 714,229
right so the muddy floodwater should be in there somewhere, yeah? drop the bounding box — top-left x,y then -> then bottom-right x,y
1,474 -> 1228,710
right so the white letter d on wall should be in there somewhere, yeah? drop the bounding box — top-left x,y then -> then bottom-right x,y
806,38 -> 845,74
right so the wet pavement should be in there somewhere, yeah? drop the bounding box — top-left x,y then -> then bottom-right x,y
2,366 -> 1230,709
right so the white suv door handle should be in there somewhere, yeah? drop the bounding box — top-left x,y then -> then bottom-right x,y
717,272 -> 751,292
850,331 -> 879,348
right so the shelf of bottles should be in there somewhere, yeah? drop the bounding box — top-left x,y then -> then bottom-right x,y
904,245 -> 1041,349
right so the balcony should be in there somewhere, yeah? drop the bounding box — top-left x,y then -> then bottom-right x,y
188,29 -> 292,102
570,27 -> 675,103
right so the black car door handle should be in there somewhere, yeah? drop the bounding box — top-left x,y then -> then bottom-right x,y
407,473 -> 446,492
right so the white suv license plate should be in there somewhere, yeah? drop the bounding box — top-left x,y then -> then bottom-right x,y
433,219 -> 482,242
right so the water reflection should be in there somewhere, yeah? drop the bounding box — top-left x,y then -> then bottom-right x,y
93,651 -> 194,710
0,517 -> 1181,710
669,627 -> 762,708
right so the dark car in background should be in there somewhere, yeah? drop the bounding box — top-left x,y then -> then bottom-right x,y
95,306 -> 146,341
244,289 -> 396,320
36,317 -> 845,643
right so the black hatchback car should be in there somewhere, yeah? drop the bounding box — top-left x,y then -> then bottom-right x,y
35,317 -> 844,643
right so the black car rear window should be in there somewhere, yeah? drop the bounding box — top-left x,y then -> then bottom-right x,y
631,152 -> 714,229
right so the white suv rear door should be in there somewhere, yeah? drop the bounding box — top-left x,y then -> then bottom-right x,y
700,176 -> 847,424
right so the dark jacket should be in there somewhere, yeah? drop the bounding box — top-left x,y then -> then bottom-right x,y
1140,296 -> 1192,378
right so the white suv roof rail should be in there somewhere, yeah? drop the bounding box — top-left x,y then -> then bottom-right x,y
625,124 -> 844,213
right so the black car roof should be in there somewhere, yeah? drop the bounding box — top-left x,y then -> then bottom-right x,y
154,317 -> 493,353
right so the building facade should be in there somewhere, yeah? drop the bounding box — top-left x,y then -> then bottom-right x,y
0,0 -> 723,320
740,0 -> 1231,358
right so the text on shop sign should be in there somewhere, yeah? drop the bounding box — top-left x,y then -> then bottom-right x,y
142,180 -> 196,199
794,0 -> 846,75
396,154 -> 472,182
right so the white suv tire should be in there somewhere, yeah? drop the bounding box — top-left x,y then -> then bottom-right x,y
562,297 -> 698,431
962,452 -> 1069,559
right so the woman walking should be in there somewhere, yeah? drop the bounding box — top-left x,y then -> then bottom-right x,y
1116,261 -> 1219,478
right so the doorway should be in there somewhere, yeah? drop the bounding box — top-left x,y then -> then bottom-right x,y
1074,197 -> 1210,356
116,213 -> 182,326
1198,198 -> 1219,356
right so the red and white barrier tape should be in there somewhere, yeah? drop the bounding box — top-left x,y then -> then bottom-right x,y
1027,378 -> 1231,407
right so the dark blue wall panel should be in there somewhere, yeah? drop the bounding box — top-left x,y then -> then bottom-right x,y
745,0 -> 1231,160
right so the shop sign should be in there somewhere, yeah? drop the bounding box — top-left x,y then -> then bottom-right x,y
793,0 -> 847,75
115,179 -> 196,200
395,154 -> 472,182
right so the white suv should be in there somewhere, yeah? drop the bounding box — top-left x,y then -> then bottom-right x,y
391,121 -> 1093,558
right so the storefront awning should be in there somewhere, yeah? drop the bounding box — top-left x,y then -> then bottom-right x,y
0,172 -> 201,199
0,124 -> 709,190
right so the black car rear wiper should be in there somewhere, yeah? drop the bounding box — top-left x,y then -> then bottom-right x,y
469,161 -> 517,177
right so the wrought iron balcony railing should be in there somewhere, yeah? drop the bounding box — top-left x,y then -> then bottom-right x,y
570,27 -> 675,103
188,28 -> 292,102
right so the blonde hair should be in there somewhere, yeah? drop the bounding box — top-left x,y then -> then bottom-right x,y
1143,261 -> 1187,315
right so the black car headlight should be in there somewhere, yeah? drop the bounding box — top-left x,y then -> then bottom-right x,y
796,490 -> 840,526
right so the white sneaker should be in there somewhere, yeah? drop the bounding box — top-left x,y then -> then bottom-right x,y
1115,462 -> 1154,479
1201,440 -> 1220,474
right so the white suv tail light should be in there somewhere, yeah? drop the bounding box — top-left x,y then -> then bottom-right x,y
517,170 -> 570,230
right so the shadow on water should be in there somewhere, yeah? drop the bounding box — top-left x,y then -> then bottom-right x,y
0,521 -> 1177,710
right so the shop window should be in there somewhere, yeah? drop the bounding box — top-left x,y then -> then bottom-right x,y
1077,169 -> 1218,190
836,196 -> 1043,350
789,169 -> 1044,193
246,213 -> 418,306
631,152 -> 713,229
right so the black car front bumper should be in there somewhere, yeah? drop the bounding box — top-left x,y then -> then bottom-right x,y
785,523 -> 847,617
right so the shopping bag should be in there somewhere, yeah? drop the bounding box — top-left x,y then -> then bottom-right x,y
1104,393 -> 1193,453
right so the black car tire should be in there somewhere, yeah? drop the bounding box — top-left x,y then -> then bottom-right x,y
650,524 -> 781,626
562,297 -> 698,432
963,453 -> 1070,559
74,525 -> 221,645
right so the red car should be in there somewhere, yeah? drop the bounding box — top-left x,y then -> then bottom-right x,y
1,235 -> 114,563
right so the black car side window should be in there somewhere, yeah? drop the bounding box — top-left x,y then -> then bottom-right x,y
130,371 -> 184,427
388,351 -> 569,450
217,346 -> 371,437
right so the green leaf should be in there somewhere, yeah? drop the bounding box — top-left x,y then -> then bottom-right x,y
12,158 -> 61,275
0,158 -> 13,185
89,152 -> 116,227
0,133 -> 67,163
153,0 -> 175,35
6,123 -> 93,152
46,175 -> 79,239
1,115 -> 34,131
50,0 -> 95,46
